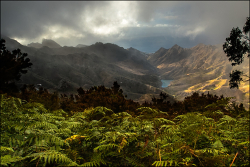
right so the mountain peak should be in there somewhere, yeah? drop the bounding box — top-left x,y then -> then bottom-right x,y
127,47 -> 135,50
127,47 -> 141,52
42,39 -> 61,48
171,44 -> 182,49
27,42 -> 43,48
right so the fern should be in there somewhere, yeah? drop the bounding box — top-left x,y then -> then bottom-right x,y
1,146 -> 15,153
1,155 -> 23,167
1,94 -> 249,166
152,160 -> 178,167
29,150 -> 79,166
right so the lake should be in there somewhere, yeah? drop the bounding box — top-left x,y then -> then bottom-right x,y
161,80 -> 173,88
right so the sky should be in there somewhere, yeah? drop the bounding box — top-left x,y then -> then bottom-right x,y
1,1 -> 249,53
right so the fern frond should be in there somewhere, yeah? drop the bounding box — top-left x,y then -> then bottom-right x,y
29,150 -> 78,166
79,161 -> 100,167
1,155 -> 23,166
218,115 -> 236,124
67,121 -> 83,129
56,128 -> 72,135
28,121 -> 58,130
0,146 -> 14,153
94,144 -> 119,153
152,160 -> 178,167
125,156 -> 145,167
52,109 -> 68,116
137,107 -> 160,119
32,133 -> 67,148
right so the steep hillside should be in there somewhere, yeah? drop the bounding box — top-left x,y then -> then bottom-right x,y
148,44 -> 249,107
3,37 -> 162,100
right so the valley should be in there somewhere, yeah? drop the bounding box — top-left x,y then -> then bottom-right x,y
2,36 -> 249,108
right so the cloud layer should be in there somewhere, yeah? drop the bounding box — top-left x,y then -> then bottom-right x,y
1,1 -> 248,52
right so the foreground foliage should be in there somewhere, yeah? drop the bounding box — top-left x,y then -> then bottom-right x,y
1,94 -> 249,167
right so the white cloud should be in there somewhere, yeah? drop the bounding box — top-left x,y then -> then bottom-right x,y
154,24 -> 180,27
12,37 -> 28,45
42,25 -> 85,40
78,1 -> 139,37
184,26 -> 206,40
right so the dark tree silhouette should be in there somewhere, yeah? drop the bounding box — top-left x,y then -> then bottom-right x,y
223,17 -> 250,88
0,39 -> 32,93
111,81 -> 120,94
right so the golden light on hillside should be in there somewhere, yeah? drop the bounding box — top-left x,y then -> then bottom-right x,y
184,79 -> 227,93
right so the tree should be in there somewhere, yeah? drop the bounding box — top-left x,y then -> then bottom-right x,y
0,39 -> 32,93
223,17 -> 250,89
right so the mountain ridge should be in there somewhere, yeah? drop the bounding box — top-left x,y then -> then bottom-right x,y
26,39 -> 62,49
2,36 -> 249,107
148,43 -> 249,107
2,36 -> 162,101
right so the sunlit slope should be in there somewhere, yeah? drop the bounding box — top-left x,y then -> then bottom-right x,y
149,44 -> 249,107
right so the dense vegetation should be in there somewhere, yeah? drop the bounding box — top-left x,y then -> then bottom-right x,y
1,33 -> 249,166
1,83 -> 249,166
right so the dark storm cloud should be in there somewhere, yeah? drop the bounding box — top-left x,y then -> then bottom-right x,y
120,1 -> 248,51
1,1 -> 248,52
1,1 -> 112,39
164,1 -> 249,44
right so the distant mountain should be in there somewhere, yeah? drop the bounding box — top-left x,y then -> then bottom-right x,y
127,47 -> 149,58
3,38 -> 162,100
42,39 -> 62,48
27,39 -> 62,49
27,42 -> 44,48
